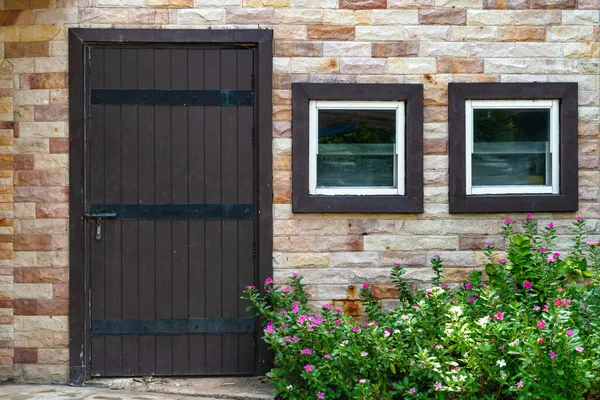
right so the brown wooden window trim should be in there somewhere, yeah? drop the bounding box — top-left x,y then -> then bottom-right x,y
448,82 -> 578,213
292,83 -> 423,213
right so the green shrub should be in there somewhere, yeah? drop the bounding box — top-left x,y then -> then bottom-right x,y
244,216 -> 600,399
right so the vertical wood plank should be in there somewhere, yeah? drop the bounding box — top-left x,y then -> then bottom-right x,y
136,48 -> 157,376
120,48 -> 140,376
90,47 -> 106,377
204,49 -> 223,374
236,49 -> 257,374
154,48 -> 173,376
220,49 -> 239,374
170,48 -> 190,375
103,47 -> 123,376
187,49 -> 207,375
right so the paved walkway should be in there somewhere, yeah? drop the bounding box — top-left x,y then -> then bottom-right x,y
0,385 -> 229,400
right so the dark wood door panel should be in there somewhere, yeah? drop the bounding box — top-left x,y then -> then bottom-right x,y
87,45 -> 257,377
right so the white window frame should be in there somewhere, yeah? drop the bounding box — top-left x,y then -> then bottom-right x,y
465,99 -> 560,196
308,100 -> 405,196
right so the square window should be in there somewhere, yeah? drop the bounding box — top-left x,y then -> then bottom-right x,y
449,83 -> 578,213
310,101 -> 404,196
293,84 -> 423,213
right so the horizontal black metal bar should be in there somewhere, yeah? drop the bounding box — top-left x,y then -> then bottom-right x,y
91,318 -> 255,336
89,204 -> 253,220
91,89 -> 253,106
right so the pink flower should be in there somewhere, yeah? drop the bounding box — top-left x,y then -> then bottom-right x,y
523,281 -> 532,290
525,213 -> 533,219
499,259 -> 507,264
565,330 -> 574,336
547,255 -> 556,263
539,337 -> 545,344
433,254 -> 440,259
282,286 -> 290,292
291,272 -> 299,278
298,315 -> 308,324
516,381 -> 523,388
549,351 -> 558,359
450,297 -> 457,302
409,387 -> 417,394
543,304 -> 549,312
495,311 -> 504,320
426,291 -> 432,297
498,345 -> 505,349
352,326 -> 359,333
292,337 -> 301,342
264,277 -> 274,285
588,239 -> 598,246
317,392 -> 324,399
280,310 -> 287,315
537,320 -> 546,329
465,283 -> 473,290
333,309 -> 341,313
360,351 -> 368,357
442,283 -> 450,289
301,348 -> 313,355
245,285 -> 255,289
372,291 -> 377,296
576,216 -> 583,221
304,364 -> 313,372
322,303 -> 332,309
324,354 -> 331,359
292,302 -> 300,314
553,252 -> 560,258
362,283 -> 370,289
533,306 -> 541,311
334,320 -> 341,326
486,242 -> 495,248
547,222 -> 554,229
413,304 -> 419,308
576,347 -> 584,352
434,382 -> 442,390
540,248 -> 547,253
504,219 -> 512,225
359,378 -> 366,384
468,298 -> 475,303
394,263 -> 402,267
264,321 -> 275,334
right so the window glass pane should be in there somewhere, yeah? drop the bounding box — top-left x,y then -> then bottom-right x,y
472,108 -> 551,187
317,109 -> 396,188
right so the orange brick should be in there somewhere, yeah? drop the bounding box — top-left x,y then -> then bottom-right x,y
308,25 -> 355,40
437,58 -> 484,73
17,268 -> 68,284
14,348 -> 37,364
13,235 -> 52,251
20,73 -> 67,90
340,0 -> 387,8
0,10 -> 34,25
49,138 -> 68,154
4,0 -> 51,10
14,155 -> 34,171
499,26 -> 546,41
5,42 -> 48,58
36,202 -> 68,219
14,171 -> 66,187
419,9 -> 466,25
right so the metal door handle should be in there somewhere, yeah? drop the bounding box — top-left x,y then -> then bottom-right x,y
85,212 -> 117,241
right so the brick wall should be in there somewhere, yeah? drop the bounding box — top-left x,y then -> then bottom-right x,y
0,0 -> 598,383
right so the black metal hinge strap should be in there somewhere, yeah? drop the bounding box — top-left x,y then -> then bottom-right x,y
91,89 -> 254,107
89,204 -> 253,220
91,318 -> 254,336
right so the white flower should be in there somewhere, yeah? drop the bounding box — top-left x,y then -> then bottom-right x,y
383,330 -> 391,338
496,359 -> 506,368
286,385 -> 293,390
449,306 -> 463,316
401,315 -> 409,320
459,375 -> 466,382
477,316 -> 490,327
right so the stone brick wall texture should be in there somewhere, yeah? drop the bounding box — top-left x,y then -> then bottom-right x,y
0,0 -> 597,384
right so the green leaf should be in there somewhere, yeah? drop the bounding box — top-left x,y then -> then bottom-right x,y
390,363 -> 396,374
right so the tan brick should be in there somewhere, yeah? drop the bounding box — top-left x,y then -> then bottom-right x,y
5,42 -> 49,58
340,0 -> 387,8
547,26 -> 595,42
19,25 -> 62,42
308,25 -> 355,40
437,58 -> 483,73
468,10 -> 562,25
300,220 -> 350,235
340,58 -> 387,74
282,253 -> 330,268
14,90 -> 49,106
388,0 -> 434,6
274,9 -> 322,24
372,42 -> 418,57
13,236 -> 51,252
15,171 -> 65,187
244,0 -> 291,6
532,0 -> 575,8
226,8 -> 274,24
274,41 -> 323,57
323,10 -> 371,25
451,26 -> 498,41
0,27 -> 20,43
37,349 -> 69,364
16,268 -> 67,284
13,284 -> 53,300
424,139 -> 448,155
290,57 -> 339,73
499,26 -> 546,41
14,364 -> 68,383
273,236 -> 315,252
271,25 -> 307,40
315,236 -> 363,252
387,58 -> 436,74
146,0 -> 194,6
348,220 -> 395,234
419,9 -> 466,25
78,7 -> 129,24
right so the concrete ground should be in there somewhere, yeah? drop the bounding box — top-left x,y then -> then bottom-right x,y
0,377 -> 274,400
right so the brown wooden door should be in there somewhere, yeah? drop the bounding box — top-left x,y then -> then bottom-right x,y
87,45 -> 257,376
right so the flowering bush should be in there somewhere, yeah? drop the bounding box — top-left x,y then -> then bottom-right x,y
244,216 -> 600,399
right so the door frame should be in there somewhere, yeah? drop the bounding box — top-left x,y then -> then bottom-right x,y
68,28 -> 273,384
